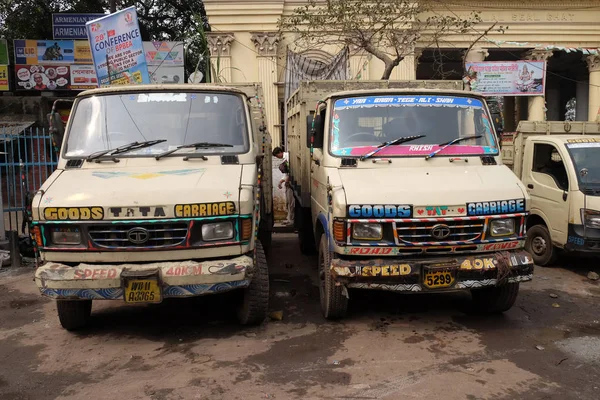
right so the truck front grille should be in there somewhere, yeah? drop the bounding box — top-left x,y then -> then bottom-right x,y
88,223 -> 188,248
396,219 -> 484,245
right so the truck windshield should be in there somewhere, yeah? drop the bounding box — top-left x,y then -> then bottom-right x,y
566,141 -> 600,186
330,95 -> 497,157
64,92 -> 249,158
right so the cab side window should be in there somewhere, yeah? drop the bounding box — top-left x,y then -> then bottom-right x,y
532,143 -> 569,191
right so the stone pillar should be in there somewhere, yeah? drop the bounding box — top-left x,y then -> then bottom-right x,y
464,47 -> 488,91
251,32 -> 281,147
587,55 -> 600,122
207,33 -> 235,83
524,49 -> 553,121
393,48 -> 420,81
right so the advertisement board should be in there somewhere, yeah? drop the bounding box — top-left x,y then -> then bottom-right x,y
0,39 -> 8,65
70,65 -> 98,89
53,13 -> 105,40
464,61 -> 546,96
143,41 -> 185,66
15,65 -> 71,91
148,65 -> 185,84
0,65 -> 8,91
86,6 -> 150,86
74,40 -> 93,64
14,40 -> 75,65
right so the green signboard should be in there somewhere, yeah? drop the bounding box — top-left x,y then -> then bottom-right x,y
0,39 -> 8,64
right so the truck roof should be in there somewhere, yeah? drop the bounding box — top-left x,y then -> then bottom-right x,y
325,88 -> 485,101
76,84 -> 247,98
526,134 -> 600,141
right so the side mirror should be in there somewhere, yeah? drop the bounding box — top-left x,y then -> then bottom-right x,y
306,114 -> 324,149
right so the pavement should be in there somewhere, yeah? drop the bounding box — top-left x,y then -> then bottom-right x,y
1,233 -> 600,400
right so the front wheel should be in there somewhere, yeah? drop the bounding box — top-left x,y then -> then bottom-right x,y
525,225 -> 557,266
318,235 -> 348,319
57,300 -> 92,331
471,283 -> 520,313
237,241 -> 269,325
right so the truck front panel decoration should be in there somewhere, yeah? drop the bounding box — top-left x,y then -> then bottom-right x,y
44,206 -> 104,220
174,202 -> 236,218
467,199 -> 525,216
348,204 -> 412,218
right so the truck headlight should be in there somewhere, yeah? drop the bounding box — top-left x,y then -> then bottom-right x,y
352,223 -> 382,240
490,219 -> 515,237
581,209 -> 600,229
202,222 -> 234,241
50,227 -> 81,245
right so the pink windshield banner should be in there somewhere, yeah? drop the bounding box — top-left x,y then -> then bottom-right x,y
333,144 -> 495,157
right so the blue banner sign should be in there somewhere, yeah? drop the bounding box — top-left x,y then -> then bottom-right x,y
52,13 -> 105,40
335,96 -> 484,109
86,6 -> 150,86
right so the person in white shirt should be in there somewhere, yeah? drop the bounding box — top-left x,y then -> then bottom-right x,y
273,147 -> 295,226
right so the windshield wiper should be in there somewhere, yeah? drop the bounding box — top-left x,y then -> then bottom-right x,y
155,142 -> 233,160
425,135 -> 482,160
87,139 -> 167,162
360,135 -> 426,161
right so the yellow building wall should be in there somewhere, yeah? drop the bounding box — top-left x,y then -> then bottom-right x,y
204,0 -> 600,145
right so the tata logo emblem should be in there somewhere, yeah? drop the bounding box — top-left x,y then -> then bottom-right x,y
127,227 -> 149,244
431,224 -> 451,240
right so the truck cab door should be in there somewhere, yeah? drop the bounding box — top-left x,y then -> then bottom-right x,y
523,141 -> 570,245
310,107 -> 328,217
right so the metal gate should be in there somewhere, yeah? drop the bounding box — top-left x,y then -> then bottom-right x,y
1,126 -> 58,238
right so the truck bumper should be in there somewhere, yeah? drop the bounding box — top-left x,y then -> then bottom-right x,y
35,255 -> 253,301
331,250 -> 533,293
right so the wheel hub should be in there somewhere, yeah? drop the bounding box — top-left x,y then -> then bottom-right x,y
531,236 -> 547,255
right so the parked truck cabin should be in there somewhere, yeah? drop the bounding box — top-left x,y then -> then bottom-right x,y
289,85 -> 534,320
31,84 -> 272,330
501,122 -> 600,266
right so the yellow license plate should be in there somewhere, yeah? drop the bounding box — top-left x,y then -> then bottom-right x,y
423,269 -> 455,289
123,279 -> 162,303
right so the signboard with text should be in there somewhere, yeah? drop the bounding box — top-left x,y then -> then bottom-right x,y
86,6 -> 150,86
15,65 -> 71,91
14,40 -> 75,65
464,61 -> 546,96
143,41 -> 185,66
70,65 -> 98,89
0,65 -> 8,91
53,13 -> 105,40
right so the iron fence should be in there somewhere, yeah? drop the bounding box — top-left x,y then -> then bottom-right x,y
1,127 -> 58,237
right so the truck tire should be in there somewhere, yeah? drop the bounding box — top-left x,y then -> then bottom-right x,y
57,300 -> 92,331
258,219 -> 272,256
471,283 -> 520,313
237,241 -> 269,325
525,225 -> 557,266
298,206 -> 316,255
318,235 -> 348,319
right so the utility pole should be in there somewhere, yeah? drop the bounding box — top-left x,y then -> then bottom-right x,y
109,0 -> 116,13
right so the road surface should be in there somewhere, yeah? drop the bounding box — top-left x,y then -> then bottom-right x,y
1,233 -> 599,400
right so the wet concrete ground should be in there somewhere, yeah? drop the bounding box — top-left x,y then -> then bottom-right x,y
1,233 -> 599,400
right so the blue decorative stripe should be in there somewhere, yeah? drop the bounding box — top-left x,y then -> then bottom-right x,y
163,281 -> 249,297
41,287 -> 124,299
41,281 -> 251,300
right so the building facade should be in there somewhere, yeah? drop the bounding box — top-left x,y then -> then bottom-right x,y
204,0 -> 600,147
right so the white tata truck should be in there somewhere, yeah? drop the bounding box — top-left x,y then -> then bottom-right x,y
502,121 -> 600,265
31,83 -> 273,330
286,80 -> 534,319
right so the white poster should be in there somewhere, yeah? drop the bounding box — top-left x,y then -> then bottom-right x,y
147,65 -> 184,84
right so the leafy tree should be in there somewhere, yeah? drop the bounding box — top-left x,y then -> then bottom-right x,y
279,0 -> 491,80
